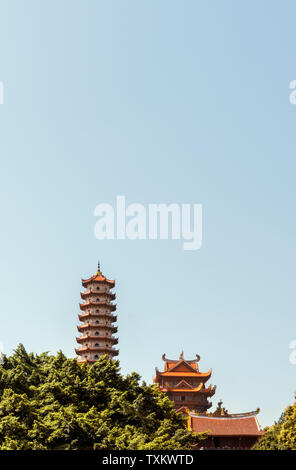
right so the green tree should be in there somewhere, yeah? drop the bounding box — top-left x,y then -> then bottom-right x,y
253,398 -> 296,450
0,344 -> 207,450
252,424 -> 281,450
278,403 -> 296,449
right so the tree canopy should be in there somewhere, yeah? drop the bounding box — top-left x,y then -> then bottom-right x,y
0,344 -> 206,450
253,398 -> 296,450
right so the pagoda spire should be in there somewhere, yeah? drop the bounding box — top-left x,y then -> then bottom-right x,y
96,260 -> 101,275
75,263 -> 119,363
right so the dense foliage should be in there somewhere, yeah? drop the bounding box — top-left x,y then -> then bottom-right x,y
253,400 -> 296,450
0,344 -> 206,450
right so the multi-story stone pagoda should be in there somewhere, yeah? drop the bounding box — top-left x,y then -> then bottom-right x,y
76,262 -> 118,363
153,352 -> 216,412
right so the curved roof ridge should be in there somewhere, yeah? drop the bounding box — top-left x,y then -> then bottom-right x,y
190,410 -> 260,419
167,380 -> 204,392
162,353 -> 200,364
167,359 -> 203,374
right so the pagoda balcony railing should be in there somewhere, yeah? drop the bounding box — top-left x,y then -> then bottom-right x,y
84,323 -> 116,328
78,312 -> 117,322
76,335 -> 118,345
77,350 -> 119,361
80,300 -> 116,306
76,346 -> 119,355
80,301 -> 117,311
77,323 -> 118,333
81,289 -> 116,299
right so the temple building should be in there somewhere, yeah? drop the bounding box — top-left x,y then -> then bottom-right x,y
75,262 -> 118,363
185,401 -> 264,449
153,352 -> 216,412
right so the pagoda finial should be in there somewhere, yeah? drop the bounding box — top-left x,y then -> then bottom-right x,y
96,260 -> 101,275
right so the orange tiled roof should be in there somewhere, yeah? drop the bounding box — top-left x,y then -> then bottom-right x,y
158,371 -> 212,378
161,383 -> 216,394
164,359 -> 199,373
162,387 -> 203,393
82,271 -> 115,287
155,354 -> 214,390
166,361 -> 198,371
189,413 -> 264,436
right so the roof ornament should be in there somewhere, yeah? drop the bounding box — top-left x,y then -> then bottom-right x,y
162,353 -> 166,361
196,354 -> 200,362
179,350 -> 184,360
96,260 -> 102,275
212,400 -> 229,417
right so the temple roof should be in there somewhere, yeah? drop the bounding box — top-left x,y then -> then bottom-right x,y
82,263 -> 115,287
157,370 -> 212,378
162,352 -> 200,371
164,381 -> 203,393
160,381 -> 216,395
189,411 -> 264,436
154,352 -> 212,383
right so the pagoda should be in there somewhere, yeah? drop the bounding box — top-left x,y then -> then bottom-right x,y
153,352 -> 216,412
75,262 -> 119,363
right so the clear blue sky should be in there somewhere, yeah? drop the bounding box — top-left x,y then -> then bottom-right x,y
0,1 -> 295,428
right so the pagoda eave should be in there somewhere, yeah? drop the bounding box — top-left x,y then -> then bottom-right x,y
79,303 -> 116,312
78,312 -> 117,322
77,324 -> 118,333
79,302 -> 117,311
80,291 -> 116,300
158,371 -> 212,381
82,276 -> 115,288
76,346 -> 119,355
76,335 -> 118,345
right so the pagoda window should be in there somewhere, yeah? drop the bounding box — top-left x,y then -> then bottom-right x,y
95,332 -> 99,335
181,396 -> 185,401
94,355 -> 98,360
